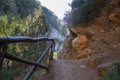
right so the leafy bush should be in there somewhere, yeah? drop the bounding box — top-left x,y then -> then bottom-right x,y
103,63 -> 120,80
2,67 -> 21,80
0,0 -> 48,79
65,0 -> 100,26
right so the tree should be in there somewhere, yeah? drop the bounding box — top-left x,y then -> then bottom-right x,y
64,0 -> 100,26
0,0 -> 49,79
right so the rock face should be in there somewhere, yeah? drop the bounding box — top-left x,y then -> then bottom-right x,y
48,26 -> 65,51
48,26 -> 66,51
58,0 -> 120,75
108,13 -> 120,23
49,26 -> 65,41
72,35 -> 88,51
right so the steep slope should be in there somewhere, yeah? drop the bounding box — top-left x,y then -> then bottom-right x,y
58,0 -> 120,76
42,7 -> 67,50
0,1 -> 67,79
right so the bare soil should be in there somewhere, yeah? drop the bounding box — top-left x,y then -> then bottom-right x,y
46,59 -> 101,80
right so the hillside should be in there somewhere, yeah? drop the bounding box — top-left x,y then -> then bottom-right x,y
0,0 -> 66,79
59,0 -> 120,79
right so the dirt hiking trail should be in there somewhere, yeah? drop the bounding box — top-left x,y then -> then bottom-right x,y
46,59 -> 101,80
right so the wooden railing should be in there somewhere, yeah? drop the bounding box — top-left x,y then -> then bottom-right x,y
0,36 -> 55,80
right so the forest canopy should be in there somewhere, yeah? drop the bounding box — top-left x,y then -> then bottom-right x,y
64,0 -> 100,26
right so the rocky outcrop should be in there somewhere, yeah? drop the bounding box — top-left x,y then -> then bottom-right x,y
72,35 -> 88,51
48,26 -> 66,51
58,0 -> 120,75
108,13 -> 120,23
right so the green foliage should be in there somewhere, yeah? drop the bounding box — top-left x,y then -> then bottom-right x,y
64,0 -> 100,26
42,7 -> 67,37
0,0 -> 49,79
15,0 -> 40,18
0,0 -> 67,79
0,14 -> 48,79
71,0 -> 85,9
2,67 -> 21,80
103,63 -> 120,80
0,0 -> 41,18
0,15 -> 25,36
0,0 -> 17,15
42,7 -> 61,31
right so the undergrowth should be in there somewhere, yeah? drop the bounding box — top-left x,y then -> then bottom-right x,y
103,63 -> 120,80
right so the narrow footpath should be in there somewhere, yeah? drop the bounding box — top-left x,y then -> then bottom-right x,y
46,59 -> 101,80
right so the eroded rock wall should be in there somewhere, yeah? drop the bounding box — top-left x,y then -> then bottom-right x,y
58,0 -> 120,73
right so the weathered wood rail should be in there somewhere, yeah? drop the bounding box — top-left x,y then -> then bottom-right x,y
0,36 -> 55,80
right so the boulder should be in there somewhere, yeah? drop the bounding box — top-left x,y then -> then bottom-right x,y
108,13 -> 120,23
72,35 -> 88,51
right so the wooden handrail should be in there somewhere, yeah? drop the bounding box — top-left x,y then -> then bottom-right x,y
23,44 -> 54,80
0,36 -> 54,43
0,36 -> 55,80
4,52 -> 48,69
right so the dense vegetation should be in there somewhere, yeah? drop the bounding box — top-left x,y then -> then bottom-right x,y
64,0 -> 100,26
0,0 -> 66,79
0,0 -> 48,79
0,0 -> 40,17
42,7 -> 67,37
0,0 -> 45,36
42,7 -> 67,50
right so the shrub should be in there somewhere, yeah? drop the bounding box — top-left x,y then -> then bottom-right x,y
103,63 -> 120,80
70,0 -> 100,26
2,67 -> 21,80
